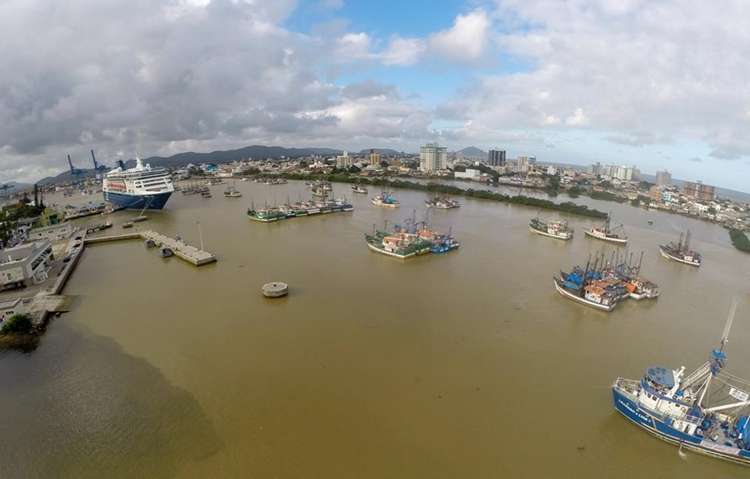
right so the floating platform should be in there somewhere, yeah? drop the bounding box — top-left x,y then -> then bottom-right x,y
262,282 -> 289,297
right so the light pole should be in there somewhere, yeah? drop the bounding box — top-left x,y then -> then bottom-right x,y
197,221 -> 204,251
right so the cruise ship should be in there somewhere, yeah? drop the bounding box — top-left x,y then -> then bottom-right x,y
102,157 -> 174,210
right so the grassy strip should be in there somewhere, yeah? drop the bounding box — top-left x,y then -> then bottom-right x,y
729,228 -> 750,253
266,172 -> 608,219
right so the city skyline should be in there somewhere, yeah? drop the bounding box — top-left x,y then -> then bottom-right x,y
2,0 -> 750,192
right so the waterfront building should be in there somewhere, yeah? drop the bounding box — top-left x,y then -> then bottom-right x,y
649,185 -> 662,202
0,241 -> 53,290
419,143 -> 447,173
454,168 -> 482,180
488,149 -> 506,166
336,151 -> 352,169
683,181 -> 715,201
612,165 -> 637,181
27,223 -> 73,243
655,170 -> 672,186
368,149 -> 381,167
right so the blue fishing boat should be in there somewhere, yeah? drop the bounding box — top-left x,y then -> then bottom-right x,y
430,234 -> 460,254
612,301 -> 750,466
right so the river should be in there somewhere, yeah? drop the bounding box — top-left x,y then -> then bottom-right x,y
1,179 -> 749,478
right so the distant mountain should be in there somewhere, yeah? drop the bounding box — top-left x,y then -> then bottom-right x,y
358,148 -> 402,156
38,169 -> 100,185
456,146 -> 486,158
37,145 -> 345,185
142,145 -> 343,169
0,181 -> 31,193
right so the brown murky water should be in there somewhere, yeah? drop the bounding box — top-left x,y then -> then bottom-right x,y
1,180 -> 749,478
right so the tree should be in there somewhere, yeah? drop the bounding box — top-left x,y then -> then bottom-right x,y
545,175 -> 561,196
631,197 -> 641,207
1,313 -> 33,334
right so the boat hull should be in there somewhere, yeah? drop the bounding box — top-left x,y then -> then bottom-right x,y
529,225 -> 572,240
659,246 -> 701,267
612,386 -> 750,466
584,229 -> 628,245
366,242 -> 429,259
103,191 -> 172,210
553,278 -> 615,311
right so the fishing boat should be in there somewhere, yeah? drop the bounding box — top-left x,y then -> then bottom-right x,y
371,191 -> 400,208
660,231 -> 702,267
85,221 -> 112,234
429,233 -> 461,254
425,196 -> 460,209
365,230 -> 431,259
584,214 -> 628,245
612,302 -> 750,466
312,182 -> 332,198
351,184 -> 368,194
264,178 -> 288,185
553,273 -> 620,311
247,203 -> 286,222
626,277 -> 660,300
529,216 -> 573,240
224,183 -> 242,198
555,250 -> 657,311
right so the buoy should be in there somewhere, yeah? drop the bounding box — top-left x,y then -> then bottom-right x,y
262,282 -> 289,298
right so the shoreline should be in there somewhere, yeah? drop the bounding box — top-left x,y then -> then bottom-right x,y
256,173 -> 609,219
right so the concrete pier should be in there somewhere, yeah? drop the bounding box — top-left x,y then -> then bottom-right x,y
84,230 -> 217,266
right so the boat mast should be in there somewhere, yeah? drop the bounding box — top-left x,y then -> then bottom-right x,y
698,300 -> 739,408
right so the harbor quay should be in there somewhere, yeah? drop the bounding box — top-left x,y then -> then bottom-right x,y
84,230 -> 217,266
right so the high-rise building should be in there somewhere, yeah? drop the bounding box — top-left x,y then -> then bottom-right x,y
683,181 -> 715,201
419,143 -> 447,172
517,156 -> 530,173
336,151 -> 352,169
368,149 -> 381,167
655,170 -> 672,186
488,149 -> 506,166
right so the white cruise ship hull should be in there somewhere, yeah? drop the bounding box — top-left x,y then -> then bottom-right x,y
103,191 -> 172,210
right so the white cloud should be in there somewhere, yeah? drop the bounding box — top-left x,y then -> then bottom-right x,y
429,10 -> 490,61
0,0 -> 434,183
334,32 -> 373,62
565,108 -> 587,126
441,0 -> 750,161
380,36 -> 426,66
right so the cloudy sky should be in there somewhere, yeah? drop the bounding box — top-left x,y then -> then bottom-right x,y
1,0 -> 750,191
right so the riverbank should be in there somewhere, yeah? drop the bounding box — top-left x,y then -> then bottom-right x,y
262,172 -> 608,219
729,228 -> 750,253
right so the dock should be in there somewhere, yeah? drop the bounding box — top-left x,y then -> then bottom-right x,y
84,230 -> 217,266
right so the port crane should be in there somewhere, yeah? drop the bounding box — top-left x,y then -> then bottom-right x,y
67,154 -> 82,176
90,149 -> 107,171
